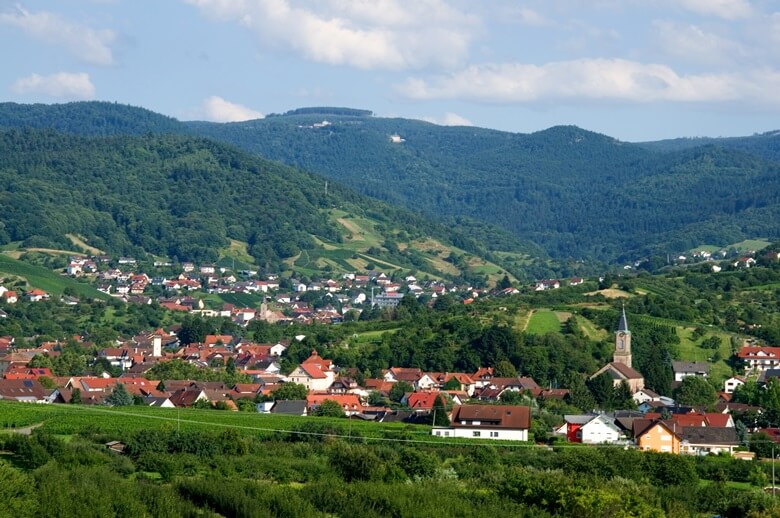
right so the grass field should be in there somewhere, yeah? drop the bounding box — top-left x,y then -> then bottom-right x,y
0,253 -> 110,300
0,402 -> 431,442
65,234 -> 104,255
575,315 -> 609,341
202,292 -> 263,308
690,239 -> 771,255
676,327 -> 735,382
526,309 -> 563,335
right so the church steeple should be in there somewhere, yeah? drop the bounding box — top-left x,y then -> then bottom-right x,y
617,305 -> 629,333
614,305 -> 632,368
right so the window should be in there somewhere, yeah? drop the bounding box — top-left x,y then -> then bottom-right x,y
473,431 -> 481,437
435,431 -> 440,436
444,431 -> 449,437
490,431 -> 499,438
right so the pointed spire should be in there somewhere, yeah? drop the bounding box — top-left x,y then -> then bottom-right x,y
617,305 -> 629,333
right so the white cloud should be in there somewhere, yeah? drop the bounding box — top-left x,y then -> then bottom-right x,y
421,112 -> 473,126
0,5 -> 116,65
11,72 -> 96,99
200,96 -> 263,122
398,59 -> 780,106
503,7 -> 551,27
653,21 -> 747,65
184,0 -> 478,70
677,0 -> 752,20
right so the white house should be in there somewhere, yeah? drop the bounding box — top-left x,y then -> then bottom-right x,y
723,376 -> 745,394
577,414 -> 623,444
286,351 -> 335,391
632,388 -> 662,405
738,347 -> 780,373
672,361 -> 709,382
432,405 -> 531,441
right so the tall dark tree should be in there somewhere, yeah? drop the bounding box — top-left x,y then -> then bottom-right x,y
431,395 -> 450,427
586,372 -> 615,410
105,383 -> 133,407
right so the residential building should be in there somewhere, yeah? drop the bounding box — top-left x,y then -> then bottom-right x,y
432,404 -> 531,441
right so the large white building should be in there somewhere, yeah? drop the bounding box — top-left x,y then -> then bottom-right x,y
432,404 -> 531,441
738,347 -> 780,373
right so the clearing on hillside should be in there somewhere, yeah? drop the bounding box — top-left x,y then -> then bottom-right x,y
526,309 -> 562,335
586,288 -> 632,299
66,234 -> 104,255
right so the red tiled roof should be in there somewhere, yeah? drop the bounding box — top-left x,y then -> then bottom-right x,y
407,392 -> 442,410
738,346 -> 780,358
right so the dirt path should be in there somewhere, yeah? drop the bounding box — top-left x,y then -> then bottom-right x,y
522,309 -> 534,332
3,422 -> 43,435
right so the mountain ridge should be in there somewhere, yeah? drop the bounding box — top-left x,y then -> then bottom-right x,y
2,101 -> 780,266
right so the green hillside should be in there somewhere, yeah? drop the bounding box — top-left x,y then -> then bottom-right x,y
0,128 -> 525,284
3,102 -> 780,265
0,101 -> 186,136
0,253 -> 109,300
187,111 -> 780,262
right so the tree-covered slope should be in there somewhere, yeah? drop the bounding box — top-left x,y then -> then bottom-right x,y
0,101 -> 186,136
638,130 -> 780,163
189,112 -> 780,261
4,102 -> 780,264
0,128 -> 524,280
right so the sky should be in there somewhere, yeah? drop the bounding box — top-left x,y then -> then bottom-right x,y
1,0 -> 779,141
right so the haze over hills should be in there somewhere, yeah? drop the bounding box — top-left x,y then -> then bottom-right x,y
1,101 -> 780,267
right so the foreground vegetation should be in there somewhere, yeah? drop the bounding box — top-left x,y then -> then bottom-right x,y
1,402 -> 778,517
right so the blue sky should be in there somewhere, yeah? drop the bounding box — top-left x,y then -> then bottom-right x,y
1,0 -> 779,141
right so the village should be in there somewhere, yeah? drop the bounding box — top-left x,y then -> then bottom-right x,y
2,247 -> 780,464
1,300 -> 779,460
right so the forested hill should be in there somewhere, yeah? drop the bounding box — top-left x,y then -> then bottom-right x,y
637,130 -> 780,163
0,101 -> 186,136
188,112 -> 780,262
0,128 -> 529,281
3,102 -> 780,264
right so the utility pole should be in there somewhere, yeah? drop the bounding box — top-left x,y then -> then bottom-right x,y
774,444 -> 776,497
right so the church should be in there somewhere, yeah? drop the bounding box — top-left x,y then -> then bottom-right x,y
590,307 -> 645,393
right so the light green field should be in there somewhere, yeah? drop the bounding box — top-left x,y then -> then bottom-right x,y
526,309 -> 563,335
65,234 -> 104,255
0,401 -> 429,441
0,253 -> 109,300
690,239 -> 771,255
514,309 -> 533,333
676,326 -> 735,382
576,315 -> 609,341
217,239 -> 256,269
731,239 -> 771,251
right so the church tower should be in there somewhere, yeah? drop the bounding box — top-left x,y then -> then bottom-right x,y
613,306 -> 632,368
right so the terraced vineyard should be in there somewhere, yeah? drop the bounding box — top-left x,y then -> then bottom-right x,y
0,253 -> 109,300
0,402 -> 430,442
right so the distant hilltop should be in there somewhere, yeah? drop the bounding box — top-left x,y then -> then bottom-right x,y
269,107 -> 373,118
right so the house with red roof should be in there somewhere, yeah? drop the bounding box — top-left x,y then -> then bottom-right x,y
27,289 -> 49,302
287,350 -> 335,391
306,393 -> 362,415
738,346 -> 780,373
406,392 -> 446,413
3,366 -> 53,380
